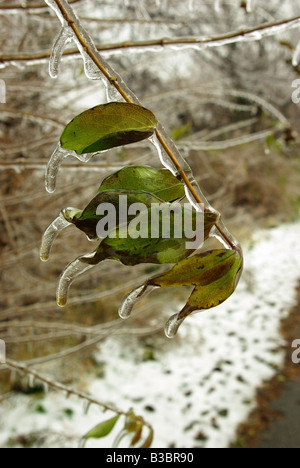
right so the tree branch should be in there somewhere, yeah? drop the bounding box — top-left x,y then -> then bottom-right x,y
47,0 -> 243,253
1,14 -> 300,65
0,0 -> 81,10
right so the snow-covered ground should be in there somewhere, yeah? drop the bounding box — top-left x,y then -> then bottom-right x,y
1,222 -> 300,448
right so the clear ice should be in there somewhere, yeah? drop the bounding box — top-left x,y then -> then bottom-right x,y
40,211 -> 73,262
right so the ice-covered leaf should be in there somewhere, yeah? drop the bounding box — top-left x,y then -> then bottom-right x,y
83,415 -> 119,440
56,207 -> 218,307
80,210 -> 218,266
99,166 -> 185,202
60,103 -> 158,155
148,249 -> 243,319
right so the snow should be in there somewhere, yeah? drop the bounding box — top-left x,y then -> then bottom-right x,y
1,221 -> 300,448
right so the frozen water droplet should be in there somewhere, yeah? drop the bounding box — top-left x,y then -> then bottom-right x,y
57,256 -> 95,307
119,284 -> 158,319
43,383 -> 49,394
83,401 -> 91,414
50,26 -> 73,78
40,210 -> 75,262
188,0 -> 194,12
28,374 -> 35,388
164,313 -> 185,339
214,0 -> 221,13
292,40 -> 300,67
246,0 -> 254,13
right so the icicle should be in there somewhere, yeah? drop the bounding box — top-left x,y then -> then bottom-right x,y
78,49 -> 103,80
28,374 -> 36,388
45,143 -> 94,193
246,0 -> 254,13
214,0 -> 221,13
188,0 -> 194,12
83,401 -> 91,415
40,210 -> 75,262
292,40 -> 300,67
43,382 -> 49,394
57,255 -> 96,307
164,313 -> 185,339
45,143 -> 69,193
102,78 -> 126,103
49,26 -> 74,79
119,284 -> 158,319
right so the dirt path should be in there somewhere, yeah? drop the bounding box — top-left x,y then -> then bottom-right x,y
233,284 -> 300,449
256,374 -> 300,448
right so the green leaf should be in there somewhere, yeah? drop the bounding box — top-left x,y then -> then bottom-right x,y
147,249 -> 243,319
80,210 -> 218,266
98,166 -> 185,202
84,415 -> 120,440
60,103 -> 158,155
64,190 -> 165,240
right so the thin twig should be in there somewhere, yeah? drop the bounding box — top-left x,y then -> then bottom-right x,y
0,0 -> 81,10
3,358 -> 125,415
1,14 -> 300,64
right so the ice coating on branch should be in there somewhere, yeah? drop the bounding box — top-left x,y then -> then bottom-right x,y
49,26 -> 73,78
164,313 -> 185,339
119,284 -> 158,319
102,78 -> 126,103
40,210 -> 74,262
75,47 -> 103,80
57,255 -> 95,307
45,0 -> 66,25
149,133 -> 178,175
293,40 -> 300,67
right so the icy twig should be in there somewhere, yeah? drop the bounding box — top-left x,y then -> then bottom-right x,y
3,358 -> 129,417
1,14 -> 300,66
293,39 -> 300,67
